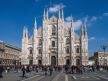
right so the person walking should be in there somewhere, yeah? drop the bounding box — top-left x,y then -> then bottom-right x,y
44,66 -> 47,76
22,66 -> 26,77
0,65 -> 4,78
71,66 -> 74,74
49,66 -> 53,76
91,66 -> 95,72
7,66 -> 10,73
35,65 -> 38,73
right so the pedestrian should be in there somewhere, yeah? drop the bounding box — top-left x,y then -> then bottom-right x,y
22,66 -> 26,77
0,65 -> 4,78
49,66 -> 53,76
79,66 -> 83,74
44,66 -> 47,76
26,66 -> 30,73
91,66 -> 95,72
96,65 -> 99,71
65,65 -> 68,73
7,66 -> 10,73
71,66 -> 74,74
35,65 -> 38,72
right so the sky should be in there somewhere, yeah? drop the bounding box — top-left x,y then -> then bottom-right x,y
0,0 -> 108,56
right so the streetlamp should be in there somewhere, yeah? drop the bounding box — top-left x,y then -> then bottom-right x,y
69,29 -> 72,66
101,45 -> 108,65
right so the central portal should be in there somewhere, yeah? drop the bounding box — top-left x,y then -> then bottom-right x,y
66,59 -> 70,65
76,59 -> 80,66
51,56 -> 56,66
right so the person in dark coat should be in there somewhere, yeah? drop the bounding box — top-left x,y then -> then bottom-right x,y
44,66 -> 47,76
71,66 -> 74,74
49,66 -> 53,76
22,66 -> 26,77
0,65 -> 4,78
91,66 -> 95,72
26,66 -> 30,73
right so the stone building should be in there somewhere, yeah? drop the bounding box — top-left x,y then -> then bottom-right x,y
0,41 -> 21,66
21,9 -> 89,66
94,52 -> 108,65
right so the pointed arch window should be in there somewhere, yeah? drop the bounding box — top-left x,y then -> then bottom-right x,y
38,49 -> 42,54
66,47 -> 70,54
76,47 -> 80,53
52,41 -> 55,47
30,49 -> 33,54
39,39 -> 42,46
66,38 -> 70,44
52,25 -> 56,35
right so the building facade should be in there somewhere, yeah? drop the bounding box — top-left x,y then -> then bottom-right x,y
94,52 -> 108,65
21,9 -> 89,66
0,41 -> 21,66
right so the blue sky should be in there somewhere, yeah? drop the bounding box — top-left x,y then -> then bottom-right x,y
0,0 -> 108,56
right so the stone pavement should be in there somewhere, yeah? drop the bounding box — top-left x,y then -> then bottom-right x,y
0,70 -> 43,81
0,70 -> 108,81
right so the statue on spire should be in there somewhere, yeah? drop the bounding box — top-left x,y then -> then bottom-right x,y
62,9 -> 64,21
34,17 -> 37,29
58,10 -> 61,19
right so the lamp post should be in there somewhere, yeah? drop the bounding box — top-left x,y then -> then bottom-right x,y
56,17 -> 58,67
69,28 -> 72,66
101,45 -> 108,65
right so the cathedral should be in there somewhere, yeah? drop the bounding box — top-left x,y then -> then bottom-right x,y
21,9 -> 89,66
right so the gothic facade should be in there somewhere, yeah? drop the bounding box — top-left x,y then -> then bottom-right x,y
21,9 -> 89,66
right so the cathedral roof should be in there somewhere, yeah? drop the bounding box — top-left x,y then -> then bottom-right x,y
63,24 -> 80,41
32,17 -> 80,41
28,35 -> 33,44
37,27 -> 42,36
49,15 -> 57,22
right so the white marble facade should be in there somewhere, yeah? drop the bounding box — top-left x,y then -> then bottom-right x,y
21,9 -> 89,66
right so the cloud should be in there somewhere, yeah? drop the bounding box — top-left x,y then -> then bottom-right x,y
65,16 -> 73,21
49,3 -> 66,13
65,16 -> 82,30
65,15 -> 99,30
0,40 -> 3,43
81,16 -> 98,27
74,20 -> 83,30
81,12 -> 108,26
89,37 -> 96,40
90,16 -> 97,21
103,13 -> 108,16
35,0 -> 39,2
83,16 -> 89,23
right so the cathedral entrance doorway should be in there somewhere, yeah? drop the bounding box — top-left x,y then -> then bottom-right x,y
29,60 -> 33,65
38,60 -> 42,65
66,59 -> 70,65
51,56 -> 56,66
76,59 -> 80,66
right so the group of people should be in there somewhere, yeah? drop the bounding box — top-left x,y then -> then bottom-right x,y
0,65 -> 4,78
21,65 -> 64,77
65,65 -> 83,74
0,65 -> 12,78
1,65 -> 108,78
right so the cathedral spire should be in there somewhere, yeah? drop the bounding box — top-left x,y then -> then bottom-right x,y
58,10 -> 61,19
34,17 -> 37,38
23,26 -> 28,39
44,8 -> 46,20
34,17 -> 37,29
81,22 -> 88,38
62,9 -> 64,21
23,26 -> 26,38
71,16 -> 74,33
46,8 -> 49,20
25,27 -> 28,38
83,22 -> 88,38
81,24 -> 84,37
